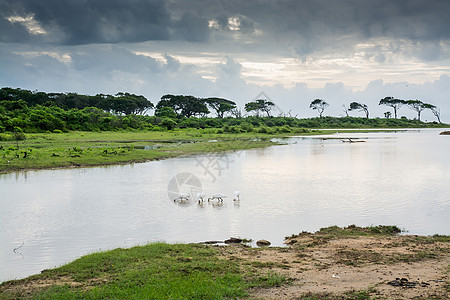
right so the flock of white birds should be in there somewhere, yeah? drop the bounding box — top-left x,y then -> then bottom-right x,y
174,191 -> 240,203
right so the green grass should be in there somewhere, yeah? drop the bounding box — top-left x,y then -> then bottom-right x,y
316,225 -> 402,236
0,128 -> 336,173
0,243 -> 288,299
286,225 -> 403,249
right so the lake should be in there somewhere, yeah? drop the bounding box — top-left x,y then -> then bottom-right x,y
1,128 -> 449,283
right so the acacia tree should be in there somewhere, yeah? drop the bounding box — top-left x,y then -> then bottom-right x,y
406,100 -> 426,121
244,99 -> 275,117
342,104 -> 349,117
430,106 -> 441,123
230,107 -> 243,118
309,99 -> 329,118
156,95 -> 209,118
422,103 -> 441,123
379,97 -> 405,119
348,102 -> 369,118
204,97 -> 236,118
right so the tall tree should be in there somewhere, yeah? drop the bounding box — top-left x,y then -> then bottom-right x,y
309,99 -> 329,118
379,97 -> 405,119
156,95 -> 209,118
106,92 -> 154,115
204,97 -> 236,118
244,99 -> 275,117
406,100 -> 426,121
430,106 -> 441,123
422,103 -> 441,123
348,102 -> 369,118
342,104 -> 349,117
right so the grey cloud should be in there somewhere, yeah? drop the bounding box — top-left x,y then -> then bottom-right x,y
170,12 -> 210,42
0,0 -> 173,45
170,0 -> 450,58
71,46 -> 160,73
2,0 -> 449,55
217,56 -> 242,77
162,54 -> 180,71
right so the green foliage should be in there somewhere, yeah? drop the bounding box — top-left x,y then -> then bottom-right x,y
348,102 -> 369,118
161,118 -> 177,130
379,97 -> 406,119
244,99 -> 275,117
309,99 -> 329,117
316,225 -> 402,237
240,122 -> 254,132
406,99 -> 427,121
154,106 -> 177,119
204,97 -> 236,118
12,127 -> 26,141
1,88 -> 447,134
156,94 -> 209,118
0,88 -> 153,115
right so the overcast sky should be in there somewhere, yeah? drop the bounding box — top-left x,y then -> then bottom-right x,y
1,0 -> 449,121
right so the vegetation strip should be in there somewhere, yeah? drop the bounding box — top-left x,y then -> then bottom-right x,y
2,87 -> 448,173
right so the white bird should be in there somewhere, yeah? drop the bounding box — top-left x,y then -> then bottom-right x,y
233,191 -> 240,201
174,193 -> 189,202
196,192 -> 206,203
208,193 -> 227,202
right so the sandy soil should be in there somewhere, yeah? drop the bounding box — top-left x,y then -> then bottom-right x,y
218,234 -> 450,299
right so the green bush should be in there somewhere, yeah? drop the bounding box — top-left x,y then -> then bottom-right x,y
12,127 -> 26,140
277,125 -> 292,133
161,118 -> 177,130
240,122 -> 253,132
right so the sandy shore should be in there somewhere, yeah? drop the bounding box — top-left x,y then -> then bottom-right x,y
218,231 -> 449,299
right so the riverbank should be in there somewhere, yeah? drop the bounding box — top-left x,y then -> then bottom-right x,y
0,128 -> 335,173
1,226 -> 448,299
1,128 -> 435,174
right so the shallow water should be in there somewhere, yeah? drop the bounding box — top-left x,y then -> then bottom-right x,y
1,128 -> 449,282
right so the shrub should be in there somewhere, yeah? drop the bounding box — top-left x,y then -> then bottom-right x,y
240,122 -> 253,132
161,118 -> 177,130
12,127 -> 26,140
277,125 -> 292,133
0,133 -> 10,141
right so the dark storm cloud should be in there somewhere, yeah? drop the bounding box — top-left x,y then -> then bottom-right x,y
1,0 -> 449,47
0,0 -> 172,44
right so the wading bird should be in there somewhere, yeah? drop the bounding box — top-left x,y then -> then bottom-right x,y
196,193 -> 206,203
174,193 -> 189,202
208,193 -> 227,202
233,191 -> 240,201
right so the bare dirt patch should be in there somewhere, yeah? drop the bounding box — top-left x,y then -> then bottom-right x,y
218,234 -> 450,299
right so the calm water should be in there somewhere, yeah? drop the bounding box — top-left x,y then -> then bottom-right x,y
1,129 -> 449,282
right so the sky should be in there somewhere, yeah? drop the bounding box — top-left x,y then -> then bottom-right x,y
1,0 -> 449,121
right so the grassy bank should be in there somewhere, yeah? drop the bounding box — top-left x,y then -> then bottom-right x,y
0,242 -> 287,299
1,225 -> 448,299
0,128 -> 329,173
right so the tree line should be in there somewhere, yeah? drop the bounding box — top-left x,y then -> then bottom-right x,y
310,97 -> 441,123
0,87 -> 445,134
